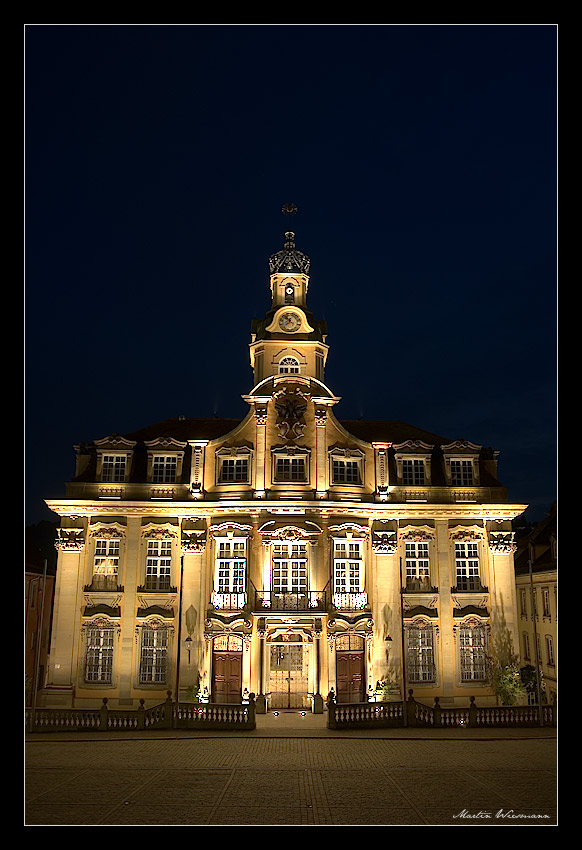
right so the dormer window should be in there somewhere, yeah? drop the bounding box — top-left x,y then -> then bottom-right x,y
402,459 -> 425,486
152,456 -> 177,484
451,460 -> 474,486
393,441 -> 433,487
442,441 -> 481,488
276,456 -> 306,481
329,448 -> 364,486
279,356 -> 300,374
272,447 -> 310,484
216,447 -> 253,485
101,455 -> 126,483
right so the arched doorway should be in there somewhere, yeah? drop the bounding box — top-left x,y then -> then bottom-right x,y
212,634 -> 243,704
335,633 -> 365,703
268,632 -> 310,709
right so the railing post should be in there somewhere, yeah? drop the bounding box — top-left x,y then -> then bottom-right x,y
433,696 -> 442,728
406,689 -> 416,727
164,691 -> 174,728
469,696 -> 477,728
99,698 -> 109,731
137,698 -> 145,730
247,693 -> 256,729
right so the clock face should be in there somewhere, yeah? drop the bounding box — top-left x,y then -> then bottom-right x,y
279,312 -> 301,332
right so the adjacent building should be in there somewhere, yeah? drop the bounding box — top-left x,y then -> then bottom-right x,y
44,226 -> 527,710
514,503 -> 557,704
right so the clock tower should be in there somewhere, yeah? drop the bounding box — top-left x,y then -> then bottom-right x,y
249,228 -> 330,385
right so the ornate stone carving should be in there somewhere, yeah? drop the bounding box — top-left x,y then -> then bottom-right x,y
141,523 -> 179,540
488,531 -> 517,553
372,532 -> 398,554
55,528 -> 85,551
88,523 -> 126,539
274,387 -> 310,441
399,526 -> 435,542
449,525 -> 484,542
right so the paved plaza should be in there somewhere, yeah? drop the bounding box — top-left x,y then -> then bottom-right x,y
25,712 -> 558,826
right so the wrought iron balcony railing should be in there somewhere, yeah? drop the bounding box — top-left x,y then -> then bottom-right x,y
137,581 -> 178,593
210,591 -> 247,612
331,592 -> 369,611
253,589 -> 327,612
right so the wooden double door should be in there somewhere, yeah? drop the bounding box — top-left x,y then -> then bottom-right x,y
335,634 -> 365,703
212,635 -> 243,704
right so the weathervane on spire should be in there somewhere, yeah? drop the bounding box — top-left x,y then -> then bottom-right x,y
282,203 -> 298,217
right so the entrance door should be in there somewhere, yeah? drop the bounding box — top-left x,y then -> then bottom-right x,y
335,633 -> 365,703
212,635 -> 243,704
269,635 -> 309,709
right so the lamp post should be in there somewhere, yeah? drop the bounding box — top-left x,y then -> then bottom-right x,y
399,556 -> 408,726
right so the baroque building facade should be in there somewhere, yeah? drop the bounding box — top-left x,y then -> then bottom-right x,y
45,227 -> 526,711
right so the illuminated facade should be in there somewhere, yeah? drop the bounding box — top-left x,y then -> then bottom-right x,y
45,227 -> 526,710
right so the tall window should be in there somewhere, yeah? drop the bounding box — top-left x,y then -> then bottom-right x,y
454,542 -> 480,591
93,538 -> 120,589
101,455 -> 126,483
405,542 -> 431,590
145,540 -> 172,591
545,635 -> 555,666
84,623 -> 114,683
407,622 -> 436,683
272,543 -> 308,594
215,539 -> 247,595
451,459 -> 474,486
459,622 -> 488,681
279,356 -> 300,374
275,456 -> 307,482
333,541 -> 364,594
523,632 -> 530,661
152,455 -> 177,483
402,459 -> 425,486
520,588 -> 528,617
219,457 -> 250,483
542,588 -> 551,618
139,624 -> 169,684
332,458 -> 362,484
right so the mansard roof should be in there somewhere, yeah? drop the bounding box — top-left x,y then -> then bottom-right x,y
120,415 -> 453,447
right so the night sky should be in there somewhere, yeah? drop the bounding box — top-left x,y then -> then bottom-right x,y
25,25 -> 557,528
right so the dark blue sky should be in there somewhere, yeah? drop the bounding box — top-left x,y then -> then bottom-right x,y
25,24 -> 557,526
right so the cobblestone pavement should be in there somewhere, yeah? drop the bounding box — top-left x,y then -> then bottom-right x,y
25,714 -> 557,826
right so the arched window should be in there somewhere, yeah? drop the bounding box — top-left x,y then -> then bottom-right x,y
279,356 -> 300,374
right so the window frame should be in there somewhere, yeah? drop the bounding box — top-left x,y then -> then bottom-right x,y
329,448 -> 365,488
406,620 -> 437,684
458,620 -> 489,683
138,621 -> 170,685
271,448 -> 310,485
144,538 -> 173,591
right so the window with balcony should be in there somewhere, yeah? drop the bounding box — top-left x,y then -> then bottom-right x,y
92,538 -> 120,590
145,540 -> 172,591
101,454 -> 127,483
272,542 -> 308,593
454,542 -> 482,591
139,623 -> 169,684
332,540 -> 367,609
459,621 -> 488,681
407,622 -> 436,683
212,538 -> 247,610
84,623 -> 115,683
405,542 -> 431,590
152,455 -> 177,483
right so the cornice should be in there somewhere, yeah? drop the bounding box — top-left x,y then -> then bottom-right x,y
45,499 -> 528,522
